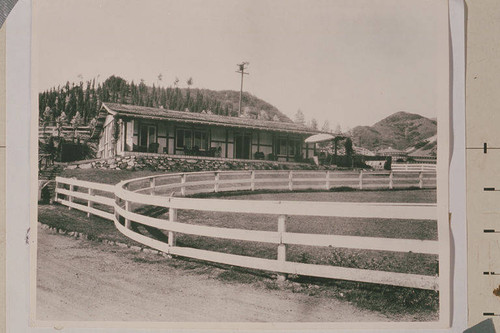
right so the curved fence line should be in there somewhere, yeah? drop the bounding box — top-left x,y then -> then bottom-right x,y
54,169 -> 439,291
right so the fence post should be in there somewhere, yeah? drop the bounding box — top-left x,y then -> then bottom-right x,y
87,188 -> 94,217
250,170 -> 255,191
277,214 -> 287,281
214,172 -> 219,192
419,172 -> 423,189
68,183 -> 74,210
180,174 -> 186,196
124,200 -> 131,229
359,170 -> 363,190
149,177 -> 156,195
54,180 -> 59,203
288,170 -> 293,191
168,207 -> 177,247
326,170 -> 330,190
389,171 -> 393,190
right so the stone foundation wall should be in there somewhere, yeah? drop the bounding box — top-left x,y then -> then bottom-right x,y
66,155 -> 335,172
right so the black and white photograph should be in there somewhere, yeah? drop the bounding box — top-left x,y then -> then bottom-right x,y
31,0 -> 450,329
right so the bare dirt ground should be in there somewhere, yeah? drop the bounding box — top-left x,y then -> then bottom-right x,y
36,226 -> 389,322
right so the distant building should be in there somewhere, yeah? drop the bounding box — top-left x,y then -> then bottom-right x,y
92,103 -> 321,162
376,147 -> 408,159
354,146 -> 375,157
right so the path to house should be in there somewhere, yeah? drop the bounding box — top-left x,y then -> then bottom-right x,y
36,226 -> 389,323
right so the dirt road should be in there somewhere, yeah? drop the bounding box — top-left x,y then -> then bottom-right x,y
36,226 -> 389,322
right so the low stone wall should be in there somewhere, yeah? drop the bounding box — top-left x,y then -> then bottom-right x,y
66,155 -> 335,172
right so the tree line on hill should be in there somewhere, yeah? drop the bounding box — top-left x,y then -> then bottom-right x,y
38,75 -> 293,127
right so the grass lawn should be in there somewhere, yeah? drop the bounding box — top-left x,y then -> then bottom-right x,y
172,190 -> 438,277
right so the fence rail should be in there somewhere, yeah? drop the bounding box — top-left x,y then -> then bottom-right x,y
391,163 -> 437,172
54,170 -> 439,291
131,170 -> 435,195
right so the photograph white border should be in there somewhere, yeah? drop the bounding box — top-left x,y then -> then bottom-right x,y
2,0 -> 468,330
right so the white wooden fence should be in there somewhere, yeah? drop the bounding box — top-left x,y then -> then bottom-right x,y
391,163 -> 437,172
54,170 -> 438,291
55,177 -> 115,220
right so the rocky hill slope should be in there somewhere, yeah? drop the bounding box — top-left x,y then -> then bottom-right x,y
351,112 -> 437,151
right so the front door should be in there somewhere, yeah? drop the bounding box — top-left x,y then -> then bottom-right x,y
234,134 -> 251,159
140,125 -> 157,151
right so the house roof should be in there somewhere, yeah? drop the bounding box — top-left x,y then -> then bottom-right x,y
92,103 -> 321,139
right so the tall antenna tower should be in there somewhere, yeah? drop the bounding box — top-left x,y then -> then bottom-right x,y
236,62 -> 249,116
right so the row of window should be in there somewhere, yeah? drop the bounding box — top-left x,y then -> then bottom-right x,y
176,129 -> 208,150
138,125 -> 304,156
276,138 -> 302,156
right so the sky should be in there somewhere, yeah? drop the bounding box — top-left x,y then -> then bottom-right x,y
34,0 -> 448,130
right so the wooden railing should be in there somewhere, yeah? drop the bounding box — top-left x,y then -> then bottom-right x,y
54,170 -> 439,291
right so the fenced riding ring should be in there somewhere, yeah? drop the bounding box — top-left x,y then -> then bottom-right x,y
54,169 -> 439,291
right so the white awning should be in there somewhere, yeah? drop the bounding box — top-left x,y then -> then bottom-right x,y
304,133 -> 335,143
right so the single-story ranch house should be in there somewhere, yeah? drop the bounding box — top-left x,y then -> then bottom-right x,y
92,103 -> 323,162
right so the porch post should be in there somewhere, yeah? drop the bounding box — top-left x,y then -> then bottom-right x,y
257,132 -> 260,153
225,128 -> 228,158
122,120 -> 125,154
286,134 -> 289,162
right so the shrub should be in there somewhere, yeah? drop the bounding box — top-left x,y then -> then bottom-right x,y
267,153 -> 276,161
254,151 -> 265,160
293,154 -> 303,163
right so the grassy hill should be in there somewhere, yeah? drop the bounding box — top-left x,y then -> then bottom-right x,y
352,112 -> 437,151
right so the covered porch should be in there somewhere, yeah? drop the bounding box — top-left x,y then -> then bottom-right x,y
95,103 -> 321,163
123,119 -> 316,162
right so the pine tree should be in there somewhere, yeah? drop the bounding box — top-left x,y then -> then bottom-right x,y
70,111 -> 83,138
294,109 -> 305,125
321,120 -> 330,133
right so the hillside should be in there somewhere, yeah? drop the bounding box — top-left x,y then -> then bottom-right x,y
351,112 -> 437,151
406,135 -> 437,157
38,76 -> 292,125
184,89 -> 291,122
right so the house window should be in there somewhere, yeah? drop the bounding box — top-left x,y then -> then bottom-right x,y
194,130 -> 207,150
176,129 -> 184,148
176,129 -> 207,150
139,125 -> 156,148
277,137 -> 287,155
288,140 -> 295,156
276,137 -> 300,156
289,139 -> 300,157
176,129 -> 192,149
